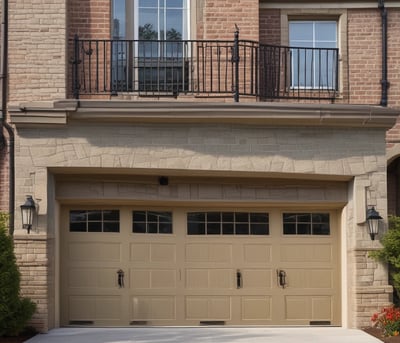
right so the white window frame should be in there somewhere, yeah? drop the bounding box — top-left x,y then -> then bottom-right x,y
289,20 -> 338,90
133,0 -> 190,41
279,9 -> 346,96
111,0 -> 190,41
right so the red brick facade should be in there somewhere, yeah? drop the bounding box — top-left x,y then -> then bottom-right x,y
259,9 -> 281,45
67,0 -> 110,40
347,10 -> 382,105
200,0 -> 259,40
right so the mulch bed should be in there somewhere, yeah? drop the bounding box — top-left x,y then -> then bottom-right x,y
364,327 -> 400,342
0,328 -> 37,343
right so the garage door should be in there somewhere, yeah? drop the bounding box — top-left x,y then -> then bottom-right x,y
60,207 -> 340,326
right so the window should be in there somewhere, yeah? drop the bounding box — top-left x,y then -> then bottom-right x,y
187,212 -> 269,235
132,211 -> 173,233
138,0 -> 188,42
289,21 -> 337,89
69,210 -> 120,233
283,213 -> 330,235
112,0 -> 126,40
111,0 -> 189,92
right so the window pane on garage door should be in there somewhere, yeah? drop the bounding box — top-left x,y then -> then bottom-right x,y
187,212 -> 269,235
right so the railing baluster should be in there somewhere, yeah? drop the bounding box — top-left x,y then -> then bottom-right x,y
72,34 -> 80,99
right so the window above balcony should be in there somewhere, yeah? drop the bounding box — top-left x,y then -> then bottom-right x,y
289,20 -> 338,90
110,0 -> 190,93
112,0 -> 190,41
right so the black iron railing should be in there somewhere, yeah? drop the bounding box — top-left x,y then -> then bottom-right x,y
71,32 -> 339,101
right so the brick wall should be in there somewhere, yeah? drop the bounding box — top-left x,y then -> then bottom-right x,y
0,131 -> 9,213
8,0 -> 67,104
201,0 -> 259,40
67,0 -> 111,99
259,9 -> 281,45
347,9 -> 381,105
384,9 -> 400,151
67,0 -> 110,40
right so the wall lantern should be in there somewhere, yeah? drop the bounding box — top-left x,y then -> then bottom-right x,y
20,196 -> 36,233
366,206 -> 382,241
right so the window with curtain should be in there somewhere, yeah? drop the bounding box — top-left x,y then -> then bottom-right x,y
289,21 -> 337,89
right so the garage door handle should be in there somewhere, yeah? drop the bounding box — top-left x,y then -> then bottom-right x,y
277,269 -> 287,288
117,269 -> 125,288
236,270 -> 242,289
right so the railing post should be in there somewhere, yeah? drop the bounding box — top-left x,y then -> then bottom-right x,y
233,26 -> 240,102
72,34 -> 80,99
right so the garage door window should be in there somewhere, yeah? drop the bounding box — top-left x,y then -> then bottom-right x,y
283,213 -> 330,235
187,212 -> 269,235
132,211 -> 173,233
69,210 -> 120,232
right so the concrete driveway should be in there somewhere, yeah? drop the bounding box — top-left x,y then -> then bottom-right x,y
25,327 -> 382,343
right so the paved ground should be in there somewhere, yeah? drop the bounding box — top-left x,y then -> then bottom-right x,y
25,327 -> 382,343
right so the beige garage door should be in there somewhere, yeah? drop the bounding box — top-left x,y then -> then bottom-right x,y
60,207 -> 340,326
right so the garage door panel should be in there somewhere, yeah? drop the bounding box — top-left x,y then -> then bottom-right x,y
130,243 -> 176,263
185,244 -> 232,263
69,268 -> 117,289
241,296 -> 272,320
186,269 -> 233,289
242,269 -> 273,289
130,244 -> 150,262
312,297 -> 333,320
243,244 -> 272,264
280,244 -> 333,263
69,295 -> 122,321
69,242 -> 121,262
285,269 -> 333,289
285,295 -> 332,321
185,296 -> 231,320
69,296 -> 95,320
150,244 -> 177,263
131,296 -> 176,321
131,269 -> 176,289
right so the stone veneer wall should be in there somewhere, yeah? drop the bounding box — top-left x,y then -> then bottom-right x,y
11,120 -> 392,330
13,236 -> 49,332
352,249 -> 392,328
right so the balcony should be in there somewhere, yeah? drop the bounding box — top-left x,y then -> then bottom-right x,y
70,33 -> 339,102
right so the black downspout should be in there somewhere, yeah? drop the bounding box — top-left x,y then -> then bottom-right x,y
1,0 -> 14,235
233,26 -> 240,102
379,0 -> 389,107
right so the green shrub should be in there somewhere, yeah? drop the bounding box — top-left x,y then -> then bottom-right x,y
0,213 -> 36,337
370,216 -> 400,305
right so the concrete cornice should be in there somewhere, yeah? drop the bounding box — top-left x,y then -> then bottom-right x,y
9,100 -> 400,128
